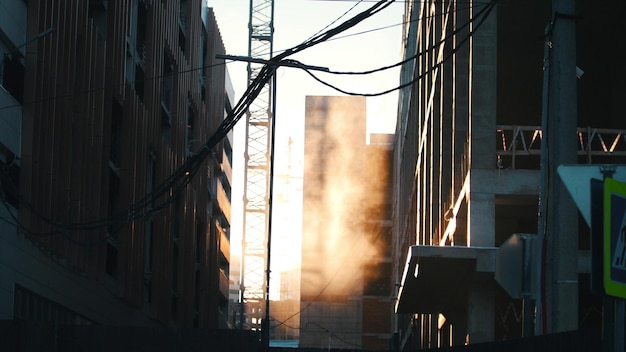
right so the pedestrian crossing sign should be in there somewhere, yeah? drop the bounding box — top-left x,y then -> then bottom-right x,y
604,177 -> 626,298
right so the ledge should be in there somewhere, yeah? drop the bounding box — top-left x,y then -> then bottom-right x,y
395,245 -> 496,314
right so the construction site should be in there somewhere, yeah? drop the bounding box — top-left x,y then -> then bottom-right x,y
1,0 -> 626,351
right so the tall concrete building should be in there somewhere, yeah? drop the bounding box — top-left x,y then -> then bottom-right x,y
1,0 -> 233,329
300,95 -> 394,350
393,0 -> 626,349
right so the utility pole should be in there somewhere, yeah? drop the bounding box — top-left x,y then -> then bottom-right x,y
538,0 -> 578,334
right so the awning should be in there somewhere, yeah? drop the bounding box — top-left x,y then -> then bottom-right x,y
395,245 -> 496,314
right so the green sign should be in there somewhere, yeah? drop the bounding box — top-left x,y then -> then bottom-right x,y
604,177 -> 626,298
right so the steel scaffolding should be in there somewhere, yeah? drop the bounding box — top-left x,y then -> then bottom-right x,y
240,0 -> 274,332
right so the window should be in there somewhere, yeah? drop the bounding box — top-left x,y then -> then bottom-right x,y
186,98 -> 195,157
126,0 -> 147,98
199,28 -> 207,101
195,220 -> 203,263
109,99 -> 123,168
171,242 -> 179,322
161,53 -> 174,124
0,150 -> 20,208
194,270 -> 200,327
220,175 -> 231,200
194,221 -> 203,319
135,64 -> 145,102
88,0 -> 108,40
224,138 -> 233,167
171,195 -> 180,321
106,167 -> 120,278
1,53 -> 25,104
13,285 -> 93,324
144,153 -> 156,304
136,2 -> 147,63
178,0 -> 188,54
161,53 -> 174,144
172,198 -> 181,241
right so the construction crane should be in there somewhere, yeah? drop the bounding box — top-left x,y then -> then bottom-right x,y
240,0 -> 275,337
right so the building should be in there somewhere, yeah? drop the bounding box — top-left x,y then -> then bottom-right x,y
300,95 -> 394,350
1,0 -> 233,329
228,241 -> 242,327
269,136 -> 302,345
362,133 -> 394,349
393,0 -> 626,349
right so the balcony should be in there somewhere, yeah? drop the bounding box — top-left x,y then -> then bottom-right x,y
0,86 -> 22,156
221,149 -> 233,185
219,269 -> 229,300
207,164 -> 217,200
216,180 -> 231,225
218,224 -> 230,264
396,245 -> 496,314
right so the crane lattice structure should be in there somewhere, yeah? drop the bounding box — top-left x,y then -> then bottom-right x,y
240,0 -> 275,332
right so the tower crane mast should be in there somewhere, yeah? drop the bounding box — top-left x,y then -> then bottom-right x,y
240,0 -> 275,333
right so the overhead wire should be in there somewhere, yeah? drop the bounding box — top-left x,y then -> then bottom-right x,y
2,0 -> 494,245
268,315 -> 364,348
0,0 -> 498,338
266,0 -> 497,330
0,2 -> 487,112
0,171 -> 110,246
1,0 -> 397,244
292,0 -> 496,96
0,63 -> 275,245
301,0 -> 365,44
270,219 -> 392,331
264,1 -> 488,65
314,1 -> 491,75
0,59 -> 234,112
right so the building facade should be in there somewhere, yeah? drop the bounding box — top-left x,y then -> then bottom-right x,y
300,95 -> 394,350
393,0 -> 626,349
1,0 -> 233,329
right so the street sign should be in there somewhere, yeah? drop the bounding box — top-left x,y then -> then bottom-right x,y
558,165 -> 626,227
604,177 -> 626,298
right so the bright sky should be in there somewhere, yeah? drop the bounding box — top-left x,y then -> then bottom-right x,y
207,0 -> 404,300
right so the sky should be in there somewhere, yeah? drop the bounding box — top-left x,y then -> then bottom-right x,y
206,0 -> 404,300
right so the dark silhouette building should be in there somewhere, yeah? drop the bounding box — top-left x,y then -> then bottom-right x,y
393,0 -> 626,349
1,0 -> 233,329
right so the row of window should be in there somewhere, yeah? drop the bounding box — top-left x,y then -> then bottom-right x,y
13,284 -> 93,325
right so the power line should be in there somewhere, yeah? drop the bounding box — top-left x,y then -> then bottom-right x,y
262,2 -> 488,64
1,0 -> 493,245
0,2 -> 486,112
225,0 -> 490,98
1,0 -> 397,245
294,0 -> 496,96
318,1 -> 491,75
271,220 -> 391,331
0,60 -> 229,112
0,1 -> 396,113
270,316 -> 365,349
302,0 -> 365,44
265,0 -> 496,331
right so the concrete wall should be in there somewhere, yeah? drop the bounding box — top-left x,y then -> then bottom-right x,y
0,205 -> 155,325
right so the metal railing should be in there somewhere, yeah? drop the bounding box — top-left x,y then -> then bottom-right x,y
496,125 -> 626,168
